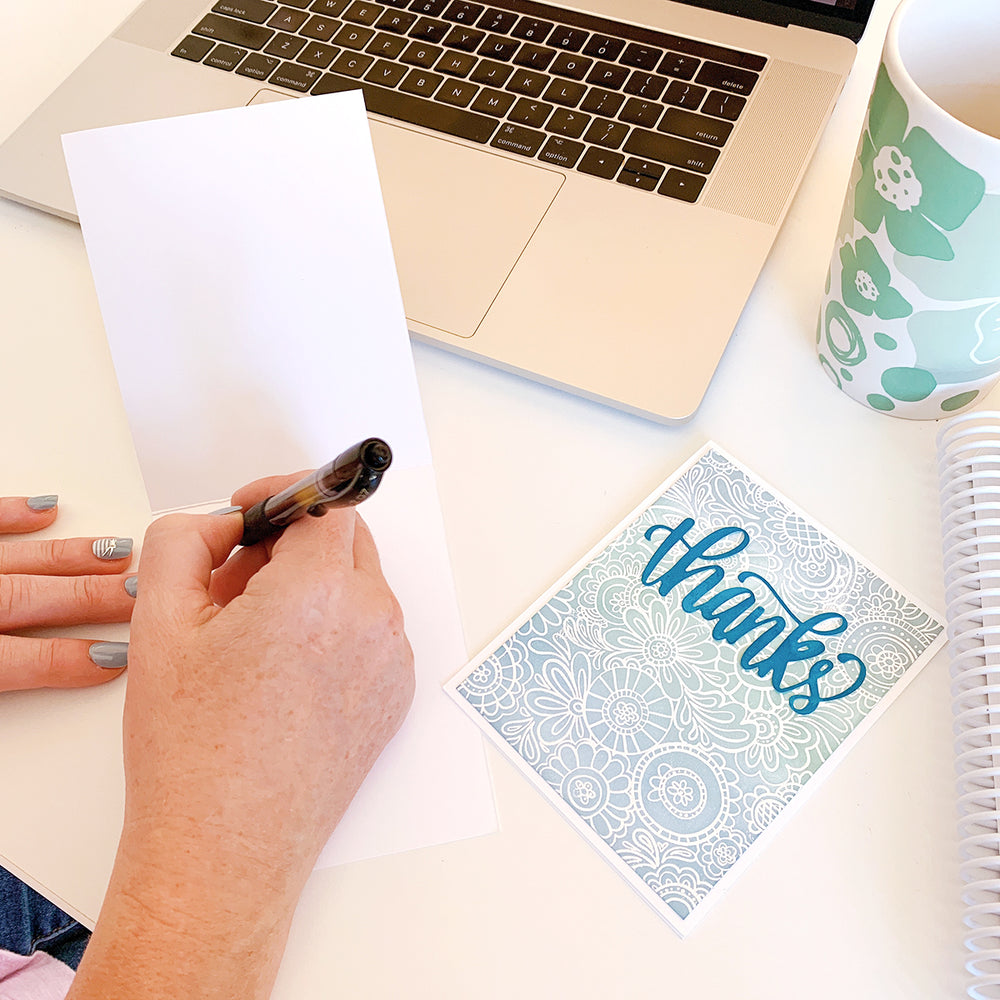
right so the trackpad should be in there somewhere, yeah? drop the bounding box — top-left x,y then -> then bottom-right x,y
369,122 -> 562,338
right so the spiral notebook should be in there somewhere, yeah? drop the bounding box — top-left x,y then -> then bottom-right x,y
938,413 -> 1000,1000
448,443 -> 944,934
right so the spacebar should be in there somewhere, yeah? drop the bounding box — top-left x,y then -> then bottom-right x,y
311,75 -> 499,145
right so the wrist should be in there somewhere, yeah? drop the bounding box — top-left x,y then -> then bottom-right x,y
67,820 -> 306,1000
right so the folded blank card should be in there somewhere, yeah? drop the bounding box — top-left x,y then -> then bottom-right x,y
62,91 -> 496,867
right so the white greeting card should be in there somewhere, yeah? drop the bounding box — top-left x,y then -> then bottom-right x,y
62,91 -> 497,868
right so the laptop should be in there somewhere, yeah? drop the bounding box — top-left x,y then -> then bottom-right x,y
0,0 -> 872,422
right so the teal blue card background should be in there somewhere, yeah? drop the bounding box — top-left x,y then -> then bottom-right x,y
448,445 -> 944,934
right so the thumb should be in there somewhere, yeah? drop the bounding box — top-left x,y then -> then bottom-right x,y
135,511 -> 244,623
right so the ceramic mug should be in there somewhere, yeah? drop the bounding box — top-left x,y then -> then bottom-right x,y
817,0 -> 1000,419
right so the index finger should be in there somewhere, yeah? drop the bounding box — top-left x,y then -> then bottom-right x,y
0,496 -> 59,535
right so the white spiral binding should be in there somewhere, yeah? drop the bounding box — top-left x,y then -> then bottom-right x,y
938,412 -> 1000,999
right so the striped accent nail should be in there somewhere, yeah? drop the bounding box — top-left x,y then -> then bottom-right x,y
89,641 -> 128,669
93,537 -> 133,560
27,495 -> 58,511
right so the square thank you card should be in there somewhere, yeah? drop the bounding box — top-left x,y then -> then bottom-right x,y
446,445 -> 944,935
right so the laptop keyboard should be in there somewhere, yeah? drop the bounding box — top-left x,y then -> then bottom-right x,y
171,0 -> 766,203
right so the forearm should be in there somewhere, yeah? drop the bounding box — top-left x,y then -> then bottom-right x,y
67,825 -> 305,1000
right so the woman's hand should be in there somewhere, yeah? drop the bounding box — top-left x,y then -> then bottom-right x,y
0,496 -> 136,691
68,472 -> 415,1000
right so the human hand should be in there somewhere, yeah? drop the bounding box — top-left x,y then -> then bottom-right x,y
122,471 -> 415,886
0,495 -> 135,691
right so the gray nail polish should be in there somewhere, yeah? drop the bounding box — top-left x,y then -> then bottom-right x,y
89,641 -> 128,669
27,495 -> 58,511
93,537 -> 133,560
124,575 -> 138,598
210,505 -> 243,516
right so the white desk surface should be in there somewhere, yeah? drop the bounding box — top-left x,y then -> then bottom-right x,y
0,2 -> 982,996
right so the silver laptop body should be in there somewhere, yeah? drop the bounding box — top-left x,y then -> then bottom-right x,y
0,0 -> 872,421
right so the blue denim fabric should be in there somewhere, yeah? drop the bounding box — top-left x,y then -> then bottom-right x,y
0,864 -> 89,971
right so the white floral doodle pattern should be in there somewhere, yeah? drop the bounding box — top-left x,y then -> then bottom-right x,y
453,448 -> 943,932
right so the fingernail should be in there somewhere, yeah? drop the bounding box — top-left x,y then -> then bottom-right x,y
27,495 -> 58,511
210,505 -> 243,516
93,537 -> 133,560
124,575 -> 138,598
89,641 -> 128,669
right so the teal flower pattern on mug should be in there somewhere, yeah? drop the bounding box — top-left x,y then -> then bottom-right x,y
855,65 -> 985,261
839,236 -> 911,319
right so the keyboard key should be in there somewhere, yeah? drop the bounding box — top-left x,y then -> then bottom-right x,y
205,43 -> 249,69
659,51 -> 699,80
621,98 -> 662,128
542,78 -> 585,107
265,32 -> 307,57
343,1 -> 382,24
299,40 -> 339,66
621,43 -> 662,71
490,122 -> 545,157
411,17 -> 449,42
470,87 -> 514,115
578,146 -> 624,179
437,79 -> 479,107
213,0 -> 277,23
335,23 -> 374,47
367,31 -> 406,57
539,135 -> 584,168
625,71 -> 668,101
376,9 -> 416,32
310,0 -> 348,11
695,60 -> 758,96
399,67 -> 444,95
512,17 -> 553,43
477,8 -> 518,34
301,15 -> 340,39
172,35 -> 214,61
411,0 -> 448,14
582,117 -> 628,149
583,34 -> 624,61
664,79 -> 706,109
470,58 -> 513,86
436,50 -> 476,76
194,13 -> 273,49
513,43 -> 556,72
547,26 -> 587,51
587,62 -> 628,90
659,167 -> 706,202
623,128 -> 720,173
509,97 -> 551,128
618,156 -> 664,190
443,1 -> 484,23
331,49 -> 374,75
237,50 -> 281,77
580,87 -> 623,117
478,34 -> 519,61
550,52 -> 591,81
546,107 -> 589,138
271,59 -> 322,88
400,40 -> 443,67
506,68 -> 547,97
268,6 -> 309,30
365,59 -> 406,87
702,90 -> 746,120
658,106 -> 733,146
443,26 -> 486,51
